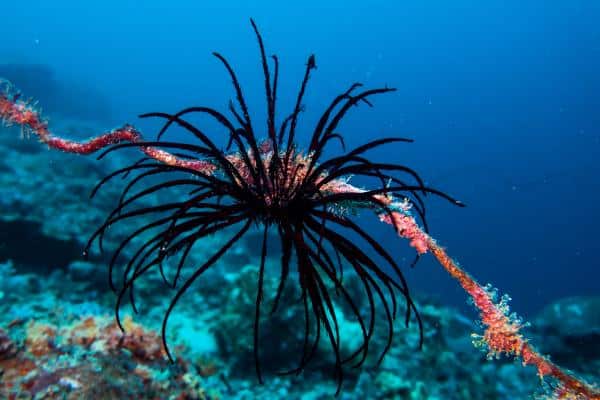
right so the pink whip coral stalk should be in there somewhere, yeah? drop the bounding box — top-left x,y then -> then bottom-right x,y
0,80 -> 215,174
378,213 -> 599,399
1,21 -> 598,398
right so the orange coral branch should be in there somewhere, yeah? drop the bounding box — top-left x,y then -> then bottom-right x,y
429,240 -> 599,399
380,212 -> 600,400
0,81 -> 216,174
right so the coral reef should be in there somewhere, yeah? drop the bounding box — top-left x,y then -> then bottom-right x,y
1,250 -> 598,399
0,315 -> 213,399
1,23 -> 598,398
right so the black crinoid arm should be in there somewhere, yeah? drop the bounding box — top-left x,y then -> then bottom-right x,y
85,19 -> 463,394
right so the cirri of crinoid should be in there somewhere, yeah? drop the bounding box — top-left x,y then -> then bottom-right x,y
83,19 -> 462,394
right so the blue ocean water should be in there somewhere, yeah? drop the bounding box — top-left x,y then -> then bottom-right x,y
1,1 -> 599,398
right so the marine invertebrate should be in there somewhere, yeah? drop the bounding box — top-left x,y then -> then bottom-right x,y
1,20 -> 598,399
81,21 -> 463,391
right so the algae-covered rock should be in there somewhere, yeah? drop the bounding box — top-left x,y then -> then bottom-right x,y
0,315 -> 217,399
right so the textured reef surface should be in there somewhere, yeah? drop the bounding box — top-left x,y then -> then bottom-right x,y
1,121 -> 598,399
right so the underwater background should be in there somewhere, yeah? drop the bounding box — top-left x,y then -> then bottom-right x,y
0,1 -> 598,399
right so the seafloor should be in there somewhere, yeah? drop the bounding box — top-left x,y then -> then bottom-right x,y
0,119 -> 598,399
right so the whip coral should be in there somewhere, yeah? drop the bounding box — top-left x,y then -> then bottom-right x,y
1,20 -> 598,399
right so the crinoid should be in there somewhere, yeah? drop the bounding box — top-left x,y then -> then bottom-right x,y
84,20 -> 462,392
